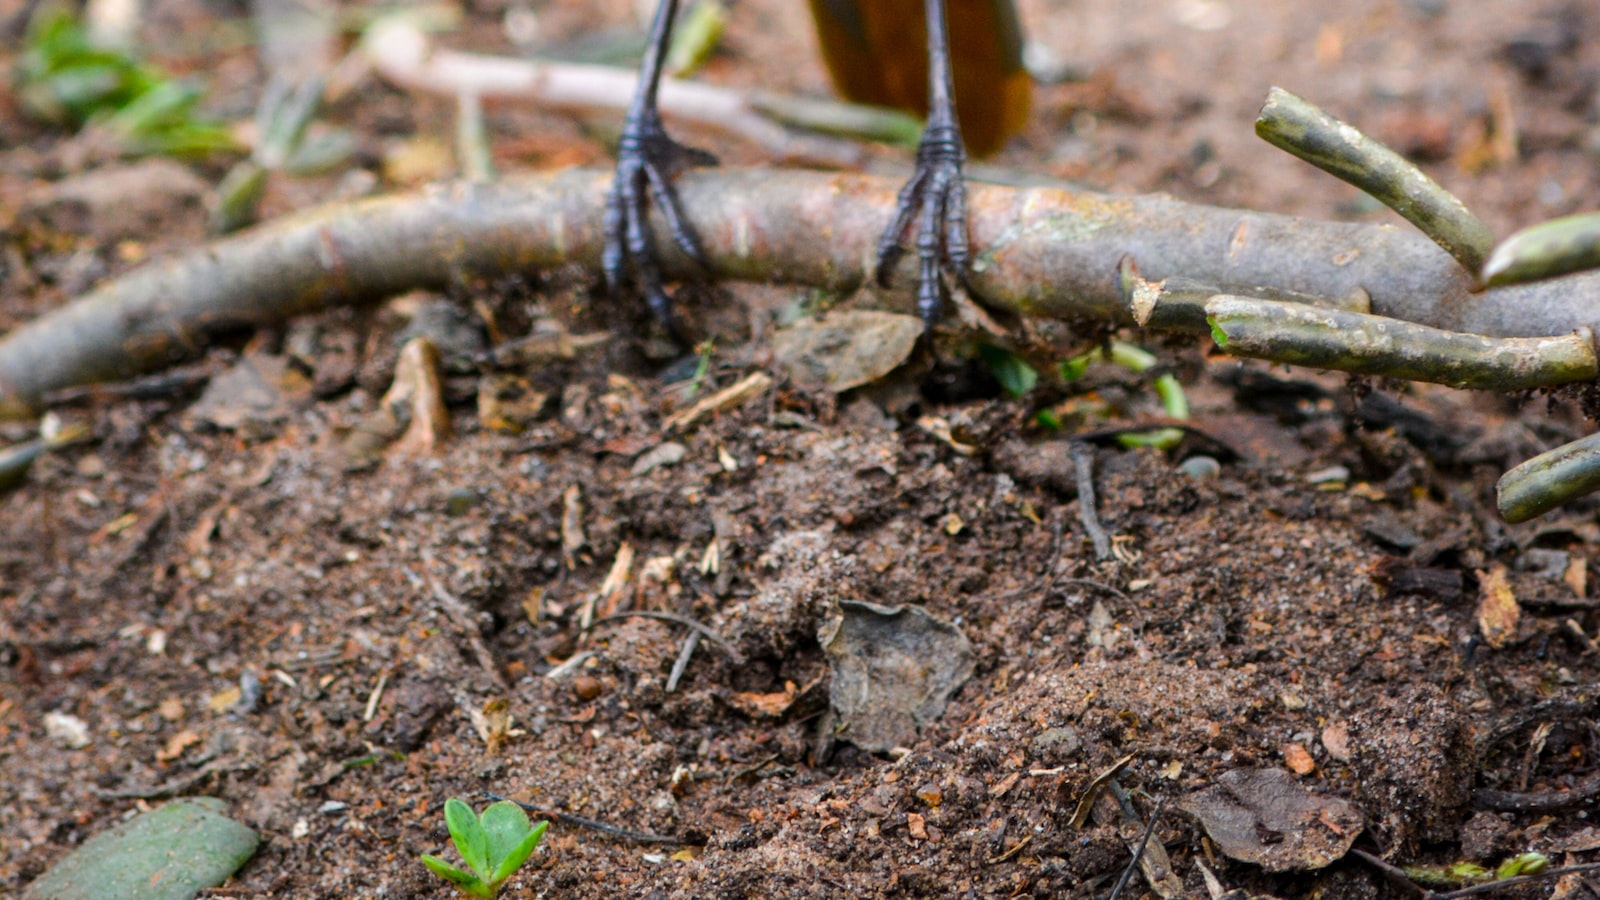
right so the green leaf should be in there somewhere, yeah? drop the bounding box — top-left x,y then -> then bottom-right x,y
444,798 -> 491,880
421,855 -> 493,898
480,802 -> 532,871
489,820 -> 547,887
1152,373 -> 1189,420
1208,316 -> 1229,347
1116,428 -> 1184,451
1106,339 -> 1157,373
1496,852 -> 1549,879
102,78 -> 204,137
978,344 -> 1037,398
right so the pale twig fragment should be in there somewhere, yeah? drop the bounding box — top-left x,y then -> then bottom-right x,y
662,372 -> 772,433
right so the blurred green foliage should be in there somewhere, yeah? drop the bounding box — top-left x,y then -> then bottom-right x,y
15,8 -> 238,157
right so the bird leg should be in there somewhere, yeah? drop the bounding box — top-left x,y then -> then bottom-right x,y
603,0 -> 718,327
875,0 -> 971,331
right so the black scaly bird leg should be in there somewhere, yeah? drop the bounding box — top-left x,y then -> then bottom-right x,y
875,0 -> 970,331
604,0 -> 718,328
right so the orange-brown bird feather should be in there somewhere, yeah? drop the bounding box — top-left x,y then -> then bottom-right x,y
808,0 -> 1030,156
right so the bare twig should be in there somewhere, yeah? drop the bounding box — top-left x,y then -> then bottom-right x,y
586,610 -> 742,662
1207,296 -> 1597,391
1498,431 -> 1600,524
1107,797 -> 1166,900
1120,253 -> 1368,332
665,629 -> 700,692
486,793 -> 691,844
1350,849 -> 1428,898
1472,768 -> 1600,813
1256,86 -> 1495,275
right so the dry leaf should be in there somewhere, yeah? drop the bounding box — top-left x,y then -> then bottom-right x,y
726,681 -> 799,718
1476,563 -> 1520,649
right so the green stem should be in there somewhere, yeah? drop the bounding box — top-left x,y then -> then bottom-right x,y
1206,296 -> 1597,391
1497,431 -> 1600,524
1483,211 -> 1600,288
1256,86 -> 1494,276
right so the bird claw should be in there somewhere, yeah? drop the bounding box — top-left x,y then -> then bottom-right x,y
603,110 -> 718,327
875,123 -> 970,330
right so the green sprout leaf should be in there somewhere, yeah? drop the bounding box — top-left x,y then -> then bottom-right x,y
420,855 -> 491,898
1496,852 -> 1549,879
979,343 -> 1038,398
444,798 -> 491,880
1058,341 -> 1189,451
480,802 -> 540,882
424,798 -> 547,898
489,818 -> 547,886
1208,316 -> 1229,347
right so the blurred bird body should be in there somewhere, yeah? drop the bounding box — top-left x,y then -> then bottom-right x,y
807,0 -> 1031,155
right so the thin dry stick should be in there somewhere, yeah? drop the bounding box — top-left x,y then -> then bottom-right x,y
1070,442 -> 1112,562
1106,797 -> 1166,900
486,793 -> 688,845
665,630 -> 701,693
7,168 -> 1600,417
1472,768 -> 1600,813
363,15 -> 866,167
587,610 -> 741,662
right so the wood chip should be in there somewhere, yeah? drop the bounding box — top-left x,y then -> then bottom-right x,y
662,372 -> 772,433
1476,563 -> 1520,649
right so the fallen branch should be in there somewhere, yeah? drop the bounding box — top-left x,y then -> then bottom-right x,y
4,167 -> 1600,418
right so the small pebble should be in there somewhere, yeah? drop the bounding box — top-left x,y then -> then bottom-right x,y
1177,455 -> 1221,479
573,675 -> 603,701
444,487 -> 477,516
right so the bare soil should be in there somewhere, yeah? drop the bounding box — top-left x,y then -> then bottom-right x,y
5,0 -> 1600,897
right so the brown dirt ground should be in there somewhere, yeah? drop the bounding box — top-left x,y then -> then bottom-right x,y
5,0 -> 1600,897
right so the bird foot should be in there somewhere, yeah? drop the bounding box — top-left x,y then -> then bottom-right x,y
602,109 -> 719,327
875,122 -> 970,330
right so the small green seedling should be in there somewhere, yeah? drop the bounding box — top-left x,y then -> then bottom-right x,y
1060,340 -> 1189,450
420,798 -> 547,899
1403,851 -> 1550,888
978,343 -> 1039,399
